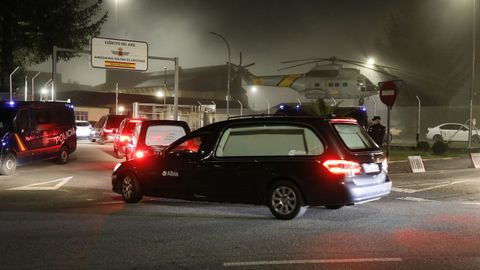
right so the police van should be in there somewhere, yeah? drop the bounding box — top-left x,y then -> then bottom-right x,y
0,101 -> 77,175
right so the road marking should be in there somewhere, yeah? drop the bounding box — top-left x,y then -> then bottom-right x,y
460,202 -> 480,205
7,176 -> 73,191
392,180 -> 472,194
223,257 -> 403,267
396,197 -> 435,202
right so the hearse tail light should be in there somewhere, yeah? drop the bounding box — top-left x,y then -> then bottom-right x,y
135,150 -> 145,159
322,160 -> 361,176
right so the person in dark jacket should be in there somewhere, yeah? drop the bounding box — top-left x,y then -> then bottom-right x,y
367,116 -> 386,147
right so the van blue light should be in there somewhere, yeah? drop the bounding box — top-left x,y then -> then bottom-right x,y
279,105 -> 285,110
8,101 -> 15,107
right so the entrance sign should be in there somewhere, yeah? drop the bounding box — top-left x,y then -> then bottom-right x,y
91,37 -> 148,71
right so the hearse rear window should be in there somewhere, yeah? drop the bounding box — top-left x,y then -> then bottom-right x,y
216,125 -> 324,157
333,123 -> 373,150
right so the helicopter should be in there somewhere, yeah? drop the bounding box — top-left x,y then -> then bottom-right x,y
241,56 -> 398,105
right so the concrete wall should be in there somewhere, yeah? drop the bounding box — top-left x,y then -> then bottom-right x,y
75,106 -> 109,122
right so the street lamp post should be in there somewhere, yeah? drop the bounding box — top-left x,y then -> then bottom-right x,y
9,66 -> 20,101
163,66 -> 167,104
31,72 -> 41,101
264,98 -> 270,115
237,100 -> 243,116
469,0 -> 476,148
209,31 -> 231,117
115,83 -> 119,114
416,96 -> 421,143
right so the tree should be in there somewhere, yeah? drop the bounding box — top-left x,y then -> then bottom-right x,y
0,0 -> 108,92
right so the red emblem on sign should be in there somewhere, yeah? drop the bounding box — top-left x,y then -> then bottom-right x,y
111,48 -> 130,57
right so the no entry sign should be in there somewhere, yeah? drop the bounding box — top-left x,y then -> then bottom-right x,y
378,80 -> 402,107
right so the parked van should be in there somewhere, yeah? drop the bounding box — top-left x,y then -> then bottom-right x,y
0,101 -> 77,175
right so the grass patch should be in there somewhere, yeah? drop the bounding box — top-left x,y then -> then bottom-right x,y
387,143 -> 469,161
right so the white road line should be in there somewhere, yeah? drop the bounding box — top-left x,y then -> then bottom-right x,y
460,202 -> 480,205
392,180 -> 473,194
391,187 -> 417,193
223,257 -> 403,267
7,176 -> 73,191
396,197 -> 435,202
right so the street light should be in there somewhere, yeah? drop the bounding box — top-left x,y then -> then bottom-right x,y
41,79 -> 52,101
367,57 -> 375,68
118,105 -> 125,114
209,31 -> 231,117
250,86 -> 257,110
40,87 -> 48,102
156,90 -> 166,104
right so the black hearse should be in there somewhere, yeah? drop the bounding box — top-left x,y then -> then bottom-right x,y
0,101 -> 77,175
112,116 -> 391,220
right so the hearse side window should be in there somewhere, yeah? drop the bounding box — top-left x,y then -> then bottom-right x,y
171,136 -> 204,154
333,123 -> 373,150
215,125 -> 324,157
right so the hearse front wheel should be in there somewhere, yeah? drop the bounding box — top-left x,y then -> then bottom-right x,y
268,180 -> 307,220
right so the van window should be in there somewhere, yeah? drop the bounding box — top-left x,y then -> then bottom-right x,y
333,123 -> 373,150
145,125 -> 187,146
35,108 -> 54,125
15,109 -> 30,132
216,125 -> 324,157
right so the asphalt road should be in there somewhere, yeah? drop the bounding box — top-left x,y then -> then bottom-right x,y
1,141 -> 480,270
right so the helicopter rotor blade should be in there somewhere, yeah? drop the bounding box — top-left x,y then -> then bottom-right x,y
281,58 -> 331,64
277,60 -> 327,71
243,62 -> 255,68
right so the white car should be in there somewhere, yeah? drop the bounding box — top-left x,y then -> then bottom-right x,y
426,123 -> 480,143
75,120 -> 92,140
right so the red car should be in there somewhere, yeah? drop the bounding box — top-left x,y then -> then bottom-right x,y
124,120 -> 190,161
113,118 -> 143,159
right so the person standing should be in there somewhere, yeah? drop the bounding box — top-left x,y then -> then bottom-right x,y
367,116 -> 386,147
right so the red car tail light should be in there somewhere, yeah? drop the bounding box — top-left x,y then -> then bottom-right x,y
322,160 -> 361,175
120,135 -> 131,142
135,150 -> 145,159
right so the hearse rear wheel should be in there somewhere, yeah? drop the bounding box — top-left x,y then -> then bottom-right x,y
121,173 -> 143,203
0,153 -> 16,175
268,180 -> 307,220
